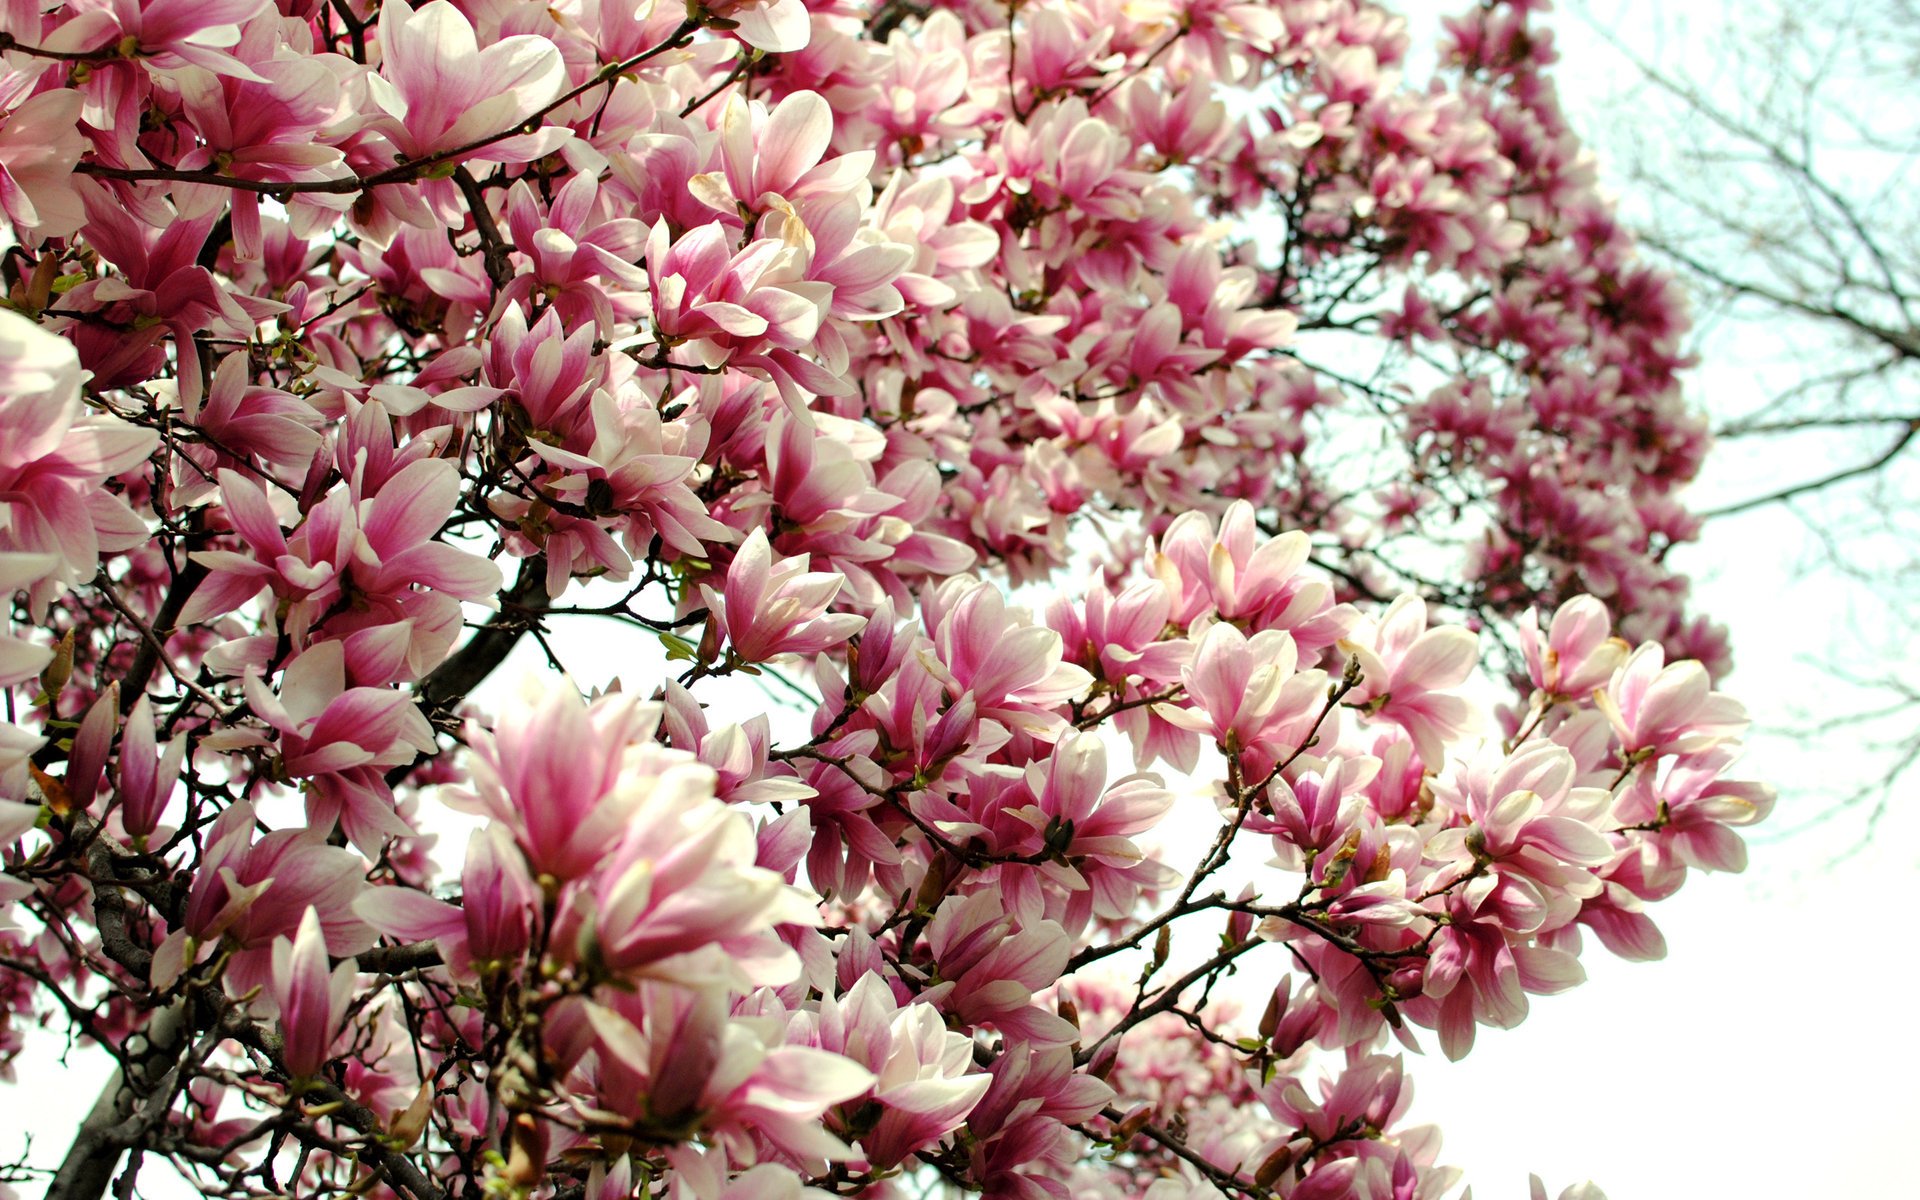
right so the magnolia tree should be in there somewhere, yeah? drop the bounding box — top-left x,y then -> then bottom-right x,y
0,2 -> 1769,1199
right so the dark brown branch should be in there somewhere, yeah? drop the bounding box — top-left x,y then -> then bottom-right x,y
0,31 -> 119,61
115,548 -> 208,715
1700,420 -> 1920,517
356,941 -> 445,976
1645,234 -> 1920,360
1083,1105 -> 1268,1200
46,1002 -> 187,1200
1718,404 -> 1917,439
1075,936 -> 1263,1066
410,557 -> 551,732
286,1076 -> 449,1200
452,168 -> 515,291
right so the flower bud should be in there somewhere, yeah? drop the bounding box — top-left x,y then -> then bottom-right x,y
1254,1142 -> 1298,1188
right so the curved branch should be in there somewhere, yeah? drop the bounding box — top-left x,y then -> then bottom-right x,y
411,556 -> 551,733
46,1002 -> 187,1200
1699,421 -> 1920,517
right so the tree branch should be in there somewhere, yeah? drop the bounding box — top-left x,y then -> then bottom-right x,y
410,557 -> 551,734
1699,420 -> 1920,517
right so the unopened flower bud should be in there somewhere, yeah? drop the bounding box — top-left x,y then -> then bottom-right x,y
1112,1104 -> 1152,1143
1255,1142 -> 1298,1188
39,628 -> 73,702
1225,906 -> 1254,945
388,1081 -> 434,1150
1385,963 -> 1426,1000
1258,988 -> 1283,1042
1057,996 -> 1080,1030
504,1114 -> 547,1187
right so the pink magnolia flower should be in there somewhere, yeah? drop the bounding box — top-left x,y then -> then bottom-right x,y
178,469 -> 339,636
921,579 -> 1094,741
0,311 -> 156,616
990,733 -> 1178,935
661,682 -> 811,807
1594,643 -> 1748,759
701,528 -> 866,664
870,174 -> 1000,309
696,0 -> 810,55
224,642 -> 435,850
581,986 -> 873,1169
1412,905 -> 1568,1062
922,891 -> 1076,1047
355,825 -> 538,980
171,30 -> 351,258
702,91 -> 873,217
808,976 -> 989,1168
0,553 -> 57,688
345,223 -> 490,339
182,460 -> 500,663
558,765 -> 819,989
452,682 -> 679,880
162,801 -> 375,996
859,653 -> 995,788
61,182 -> 282,401
497,174 -> 650,331
964,1043 -> 1112,1197
790,747 -> 902,906
1259,1052 -> 1413,1168
757,406 -> 971,596
1048,578 -> 1189,689
1009,8 -> 1119,100
661,1147 -> 825,1200
370,1 -> 567,164
1082,302 -> 1223,400
1341,595 -> 1480,767
267,907 -> 356,1079
848,1064 -> 993,1171
0,792 -> 38,849
1153,501 -> 1348,650
1518,595 -> 1629,699
516,388 -> 734,574
48,0 -> 274,78
989,99 -> 1156,227
779,193 -> 917,323
1257,753 -> 1375,870
61,686 -> 119,818
1532,1177 -> 1609,1200
1167,621 -> 1328,775
174,353 -> 325,492
482,305 -> 604,443
1122,77 -> 1232,167
339,457 -> 506,612
1427,742 -> 1614,935
1052,572 -> 1198,768
1613,745 -> 1774,878
1566,857 -> 1672,962
644,220 -> 828,375
0,90 -> 87,238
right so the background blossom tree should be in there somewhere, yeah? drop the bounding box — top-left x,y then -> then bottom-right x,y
0,3 -> 1768,1200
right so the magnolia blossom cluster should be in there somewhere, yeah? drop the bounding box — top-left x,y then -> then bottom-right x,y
0,3 -> 1763,1200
